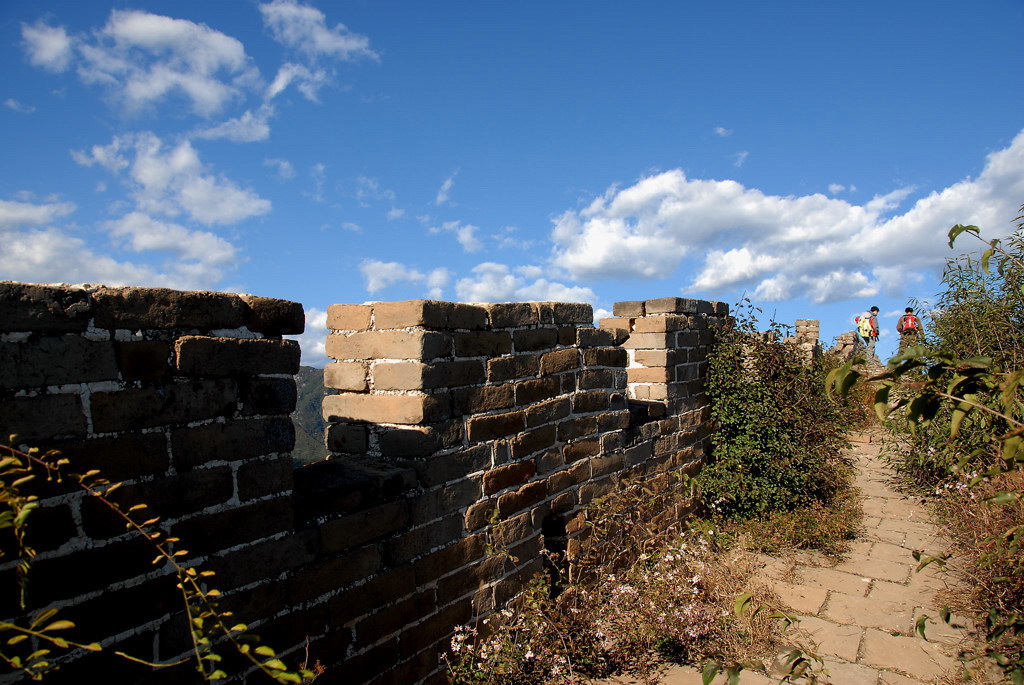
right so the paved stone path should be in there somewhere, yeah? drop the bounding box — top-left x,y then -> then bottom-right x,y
599,429 -> 972,684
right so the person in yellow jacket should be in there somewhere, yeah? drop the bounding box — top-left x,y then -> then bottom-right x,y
856,306 -> 880,363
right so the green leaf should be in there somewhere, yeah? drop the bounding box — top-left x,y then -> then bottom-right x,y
263,659 -> 288,671
873,384 -> 892,421
984,491 -> 1021,506
702,661 -> 721,685
255,645 -> 276,657
948,223 -> 979,248
733,592 -> 753,616
41,620 -> 75,632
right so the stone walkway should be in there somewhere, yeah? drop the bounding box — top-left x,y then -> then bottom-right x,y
599,430 -> 973,684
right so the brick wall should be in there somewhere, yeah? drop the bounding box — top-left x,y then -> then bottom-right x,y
0,283 -> 726,685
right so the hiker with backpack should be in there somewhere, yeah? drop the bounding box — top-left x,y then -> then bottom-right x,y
896,306 -> 923,353
856,306 -> 881,363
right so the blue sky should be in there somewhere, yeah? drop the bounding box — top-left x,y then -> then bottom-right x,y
2,1 -> 1023,366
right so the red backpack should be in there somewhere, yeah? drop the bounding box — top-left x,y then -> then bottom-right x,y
901,315 -> 918,331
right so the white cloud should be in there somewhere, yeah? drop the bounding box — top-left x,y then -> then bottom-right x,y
731,151 -> 749,167
75,132 -> 271,225
341,222 -> 362,232
492,226 -> 533,250
70,10 -> 258,117
308,163 -> 327,202
266,62 -> 329,101
436,172 -> 457,206
387,207 -> 406,220
455,263 -> 596,303
360,259 -> 425,293
426,267 -> 451,299
106,211 -> 236,265
430,220 -> 483,253
550,130 -> 1024,304
194,105 -> 274,142
263,157 -> 295,179
260,0 -> 377,62
0,199 -> 76,230
21,21 -> 73,72
714,126 -> 733,137
4,99 -> 36,114
828,183 -> 846,195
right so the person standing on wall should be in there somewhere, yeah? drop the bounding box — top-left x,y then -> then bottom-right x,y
896,306 -> 923,354
856,306 -> 881,364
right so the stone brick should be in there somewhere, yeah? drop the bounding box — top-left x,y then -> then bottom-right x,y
416,446 -> 489,488
582,347 -> 627,368
327,330 -> 451,361
171,416 -> 294,469
486,302 -> 537,327
577,327 -> 617,347
539,348 -> 579,374
321,500 -> 411,553
621,332 -> 673,349
323,393 -> 445,425
409,478 -> 479,521
325,422 -> 369,453
327,304 -> 372,331
372,300 -> 487,330
92,286 -> 245,330
170,496 -> 293,556
571,390 -> 609,413
633,315 -> 689,333
613,300 -> 645,317
557,326 -> 578,346
1,394 -> 85,442
483,460 -> 536,495
487,354 -> 539,382
450,383 -> 515,415
453,330 -> 512,357
466,410 -> 525,442
634,349 -> 673,366
90,379 -> 236,432
239,375 -> 297,415
373,360 -> 485,391
491,510 -> 533,546
239,294 -> 304,335
175,336 -> 300,376
525,397 -> 571,427
285,546 -> 381,607
383,514 -> 464,566
510,424 -> 556,460
0,336 -> 118,387
543,302 -> 593,324
378,425 -> 442,458
592,453 -> 625,477
513,327 -> 557,352
557,416 -> 598,442
563,438 -> 600,463
464,499 -> 496,532
206,529 -> 319,589
48,432 -> 169,482
627,367 -> 670,383
599,316 -> 632,333
324,361 -> 368,391
580,368 -> 619,390
644,297 -> 703,315
116,340 -> 170,381
237,454 -> 294,500
514,377 -> 559,405
0,282 -> 92,333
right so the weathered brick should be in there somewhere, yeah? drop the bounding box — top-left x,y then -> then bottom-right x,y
373,359 -> 485,390
487,354 -> 539,382
632,315 -> 689,333
571,390 -> 609,413
539,348 -> 579,374
383,514 -> 464,566
491,510 -> 533,546
116,340 -> 170,381
466,410 -> 525,442
1,394 -> 85,442
592,453 -> 625,477
326,330 -> 451,361
239,294 -> 304,335
450,383 -> 515,415
409,477 -> 479,521
378,425 -> 443,457
237,454 -> 294,500
613,300 -> 645,317
47,432 -> 169,483
92,286 -> 245,330
545,302 -> 593,324
0,282 -> 92,333
510,424 -> 556,460
514,377 -> 559,405
0,336 -> 118,387
563,438 -> 600,463
627,367 -> 670,383
239,375 -> 297,415
91,379 -> 236,432
171,496 -> 293,556
372,300 -> 487,330
464,499 -> 496,532
416,446 -> 488,487
324,361 -> 368,391
327,304 -> 372,331
172,416 -> 293,469
621,332 -> 673,349
453,330 -> 512,357
582,347 -> 627,367
581,368 -> 619,390
175,336 -> 300,376
486,302 -> 537,327
525,397 -> 571,427
207,530 -> 319,589
325,422 -> 369,453
634,349 -> 673,366
323,393 -> 445,425
577,327 -> 617,347
483,460 -> 536,495
556,416 -> 598,442
285,546 -> 381,606
512,327 -> 557,352
321,499 -> 410,553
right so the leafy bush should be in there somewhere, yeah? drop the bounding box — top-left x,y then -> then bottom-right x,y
696,304 -> 859,524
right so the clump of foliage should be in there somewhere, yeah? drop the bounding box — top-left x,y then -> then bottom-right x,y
443,476 -> 801,685
0,438 -> 318,683
695,303 -> 862,553
830,206 -> 1024,683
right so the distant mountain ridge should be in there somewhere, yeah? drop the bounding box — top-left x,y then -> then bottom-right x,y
292,366 -> 327,465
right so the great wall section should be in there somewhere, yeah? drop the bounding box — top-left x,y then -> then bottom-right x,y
0,281 -> 823,685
